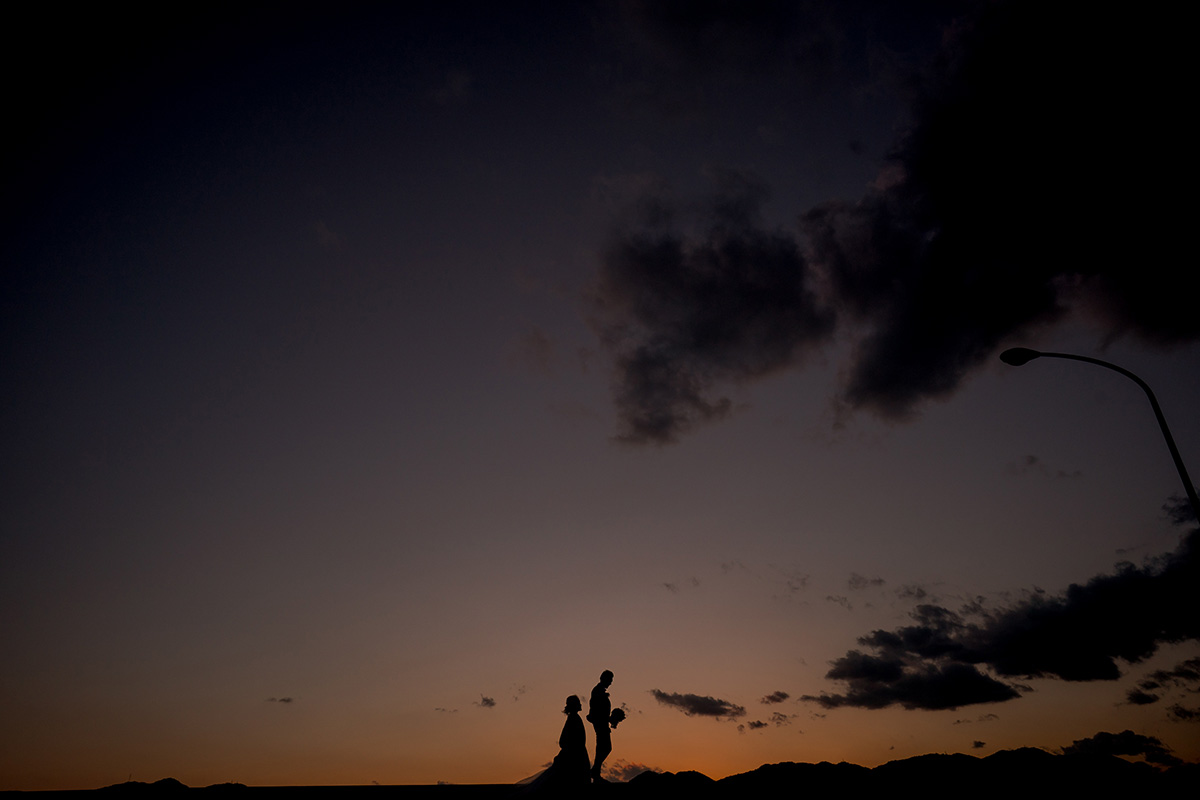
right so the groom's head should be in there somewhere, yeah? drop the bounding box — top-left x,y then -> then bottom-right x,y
600,670 -> 613,687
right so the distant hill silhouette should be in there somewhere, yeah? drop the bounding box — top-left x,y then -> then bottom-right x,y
17,750 -> 1188,799
620,748 -> 1197,799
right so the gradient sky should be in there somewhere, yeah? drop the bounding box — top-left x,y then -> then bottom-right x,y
3,1 -> 1198,790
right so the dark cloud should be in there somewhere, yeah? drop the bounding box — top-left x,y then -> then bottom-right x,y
896,584 -> 929,601
953,712 -> 1000,725
663,576 -> 701,593
1061,730 -> 1181,767
1007,454 -> 1082,480
848,573 -> 885,591
803,532 -> 1199,710
801,653 -> 1019,710
590,2 -> 1198,441
1125,689 -> 1160,706
1163,495 -> 1197,527
738,720 -> 769,733
1131,656 -> 1200,709
770,711 -> 796,727
1167,704 -> 1199,723
588,168 -> 834,444
1144,657 -> 1200,689
476,695 -> 496,709
760,691 -> 790,704
266,697 -> 293,703
650,689 -> 746,718
801,2 -> 1197,420
972,740 -> 985,749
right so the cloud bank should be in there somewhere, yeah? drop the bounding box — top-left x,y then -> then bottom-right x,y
803,531 -> 1198,711
590,1 -> 1198,443
1061,730 -> 1182,768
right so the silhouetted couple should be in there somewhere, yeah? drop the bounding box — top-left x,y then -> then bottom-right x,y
524,670 -> 621,793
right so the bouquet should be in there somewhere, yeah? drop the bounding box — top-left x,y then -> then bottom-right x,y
609,708 -> 626,729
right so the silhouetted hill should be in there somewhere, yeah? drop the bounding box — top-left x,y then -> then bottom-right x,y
3,752 -> 1192,799
618,748 -> 1189,799
99,778 -> 189,794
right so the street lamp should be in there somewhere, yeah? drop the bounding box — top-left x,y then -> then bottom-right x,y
999,347 -> 1200,525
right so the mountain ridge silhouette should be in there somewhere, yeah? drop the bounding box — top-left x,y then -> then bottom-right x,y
34,747 -> 1191,798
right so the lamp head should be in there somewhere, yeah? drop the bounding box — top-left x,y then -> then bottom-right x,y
1000,347 -> 1042,366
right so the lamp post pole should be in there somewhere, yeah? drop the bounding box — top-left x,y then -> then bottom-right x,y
999,347 -> 1200,525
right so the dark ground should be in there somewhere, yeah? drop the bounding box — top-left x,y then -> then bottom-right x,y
4,750 -> 1197,799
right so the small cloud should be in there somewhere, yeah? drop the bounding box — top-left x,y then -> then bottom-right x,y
1007,454 -> 1082,480
266,697 -> 294,703
825,594 -> 852,609
434,707 -> 458,713
1141,657 -> 1200,690
760,691 -> 790,704
663,576 -> 700,593
972,740 -> 986,749
511,684 -> 529,702
1162,495 -> 1196,526
770,712 -> 796,727
475,695 -> 496,709
848,573 -> 885,591
896,584 -> 929,601
1167,704 -> 1199,722
650,689 -> 745,719
1125,689 -> 1160,705
738,720 -> 769,733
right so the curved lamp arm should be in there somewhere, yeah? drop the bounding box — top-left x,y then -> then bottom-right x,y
1000,348 -> 1200,525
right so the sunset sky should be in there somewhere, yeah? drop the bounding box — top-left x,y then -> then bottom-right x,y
3,1 -> 1198,790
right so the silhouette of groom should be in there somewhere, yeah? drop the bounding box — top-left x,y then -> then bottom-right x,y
587,670 -> 614,783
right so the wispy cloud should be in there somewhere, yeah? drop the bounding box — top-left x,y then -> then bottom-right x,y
1006,454 -> 1082,480
1128,656 -> 1200,706
738,720 -> 769,733
650,689 -> 746,719
847,573 -> 885,591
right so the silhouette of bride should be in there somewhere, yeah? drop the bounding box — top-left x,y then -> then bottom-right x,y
515,695 -> 590,795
